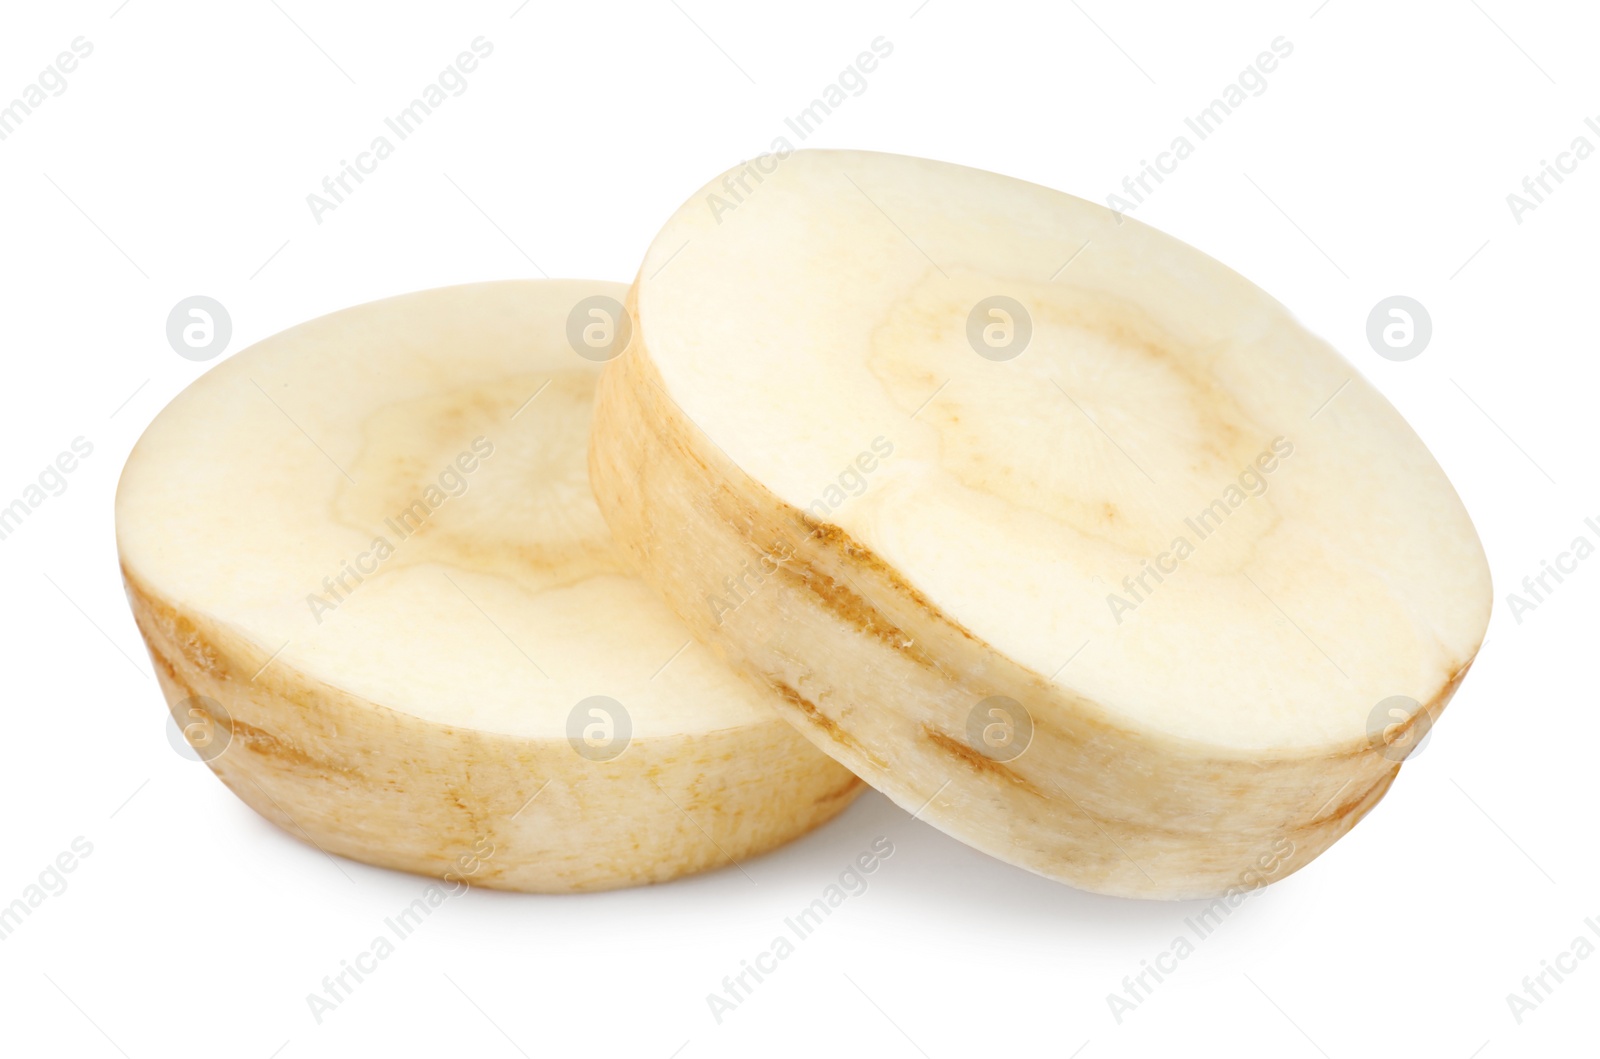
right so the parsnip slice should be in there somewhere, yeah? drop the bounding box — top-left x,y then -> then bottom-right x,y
117,280 -> 861,892
591,150 -> 1491,898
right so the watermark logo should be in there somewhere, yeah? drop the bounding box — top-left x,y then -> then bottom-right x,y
166,694 -> 232,763
706,37 -> 895,224
567,696 -> 631,761
706,538 -> 795,626
1107,437 -> 1294,624
1505,516 -> 1600,625
1505,915 -> 1600,1025
1106,837 -> 1295,1023
0,836 -> 94,943
966,296 -> 1032,361
565,294 -> 632,362
306,438 -> 495,624
705,836 -> 895,1024
306,37 -> 495,224
801,436 -> 895,523
1506,117 -> 1600,225
1366,296 -> 1430,362
965,695 -> 1033,762
1106,36 -> 1294,218
0,437 -> 93,544
1365,694 -> 1431,763
306,837 -> 494,1023
708,436 -> 897,626
167,296 -> 232,362
0,37 -> 94,143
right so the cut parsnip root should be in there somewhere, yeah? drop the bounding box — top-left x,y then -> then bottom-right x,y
590,150 -> 1491,899
117,280 -> 861,892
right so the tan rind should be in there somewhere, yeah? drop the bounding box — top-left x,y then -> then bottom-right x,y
125,539 -> 862,894
589,322 -> 1465,900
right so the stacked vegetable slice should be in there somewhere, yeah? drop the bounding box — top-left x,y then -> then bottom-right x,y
588,150 -> 1491,898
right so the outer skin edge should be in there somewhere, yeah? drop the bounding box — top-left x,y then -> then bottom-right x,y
588,296 -> 1475,900
123,564 -> 863,893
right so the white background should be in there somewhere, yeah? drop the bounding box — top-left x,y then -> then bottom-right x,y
1,1 -> 1594,1056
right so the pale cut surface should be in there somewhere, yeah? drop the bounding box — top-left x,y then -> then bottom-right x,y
117,280 -> 861,892
591,150 -> 1492,899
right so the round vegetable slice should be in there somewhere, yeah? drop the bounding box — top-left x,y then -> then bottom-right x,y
117,280 -> 862,892
591,150 -> 1491,899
